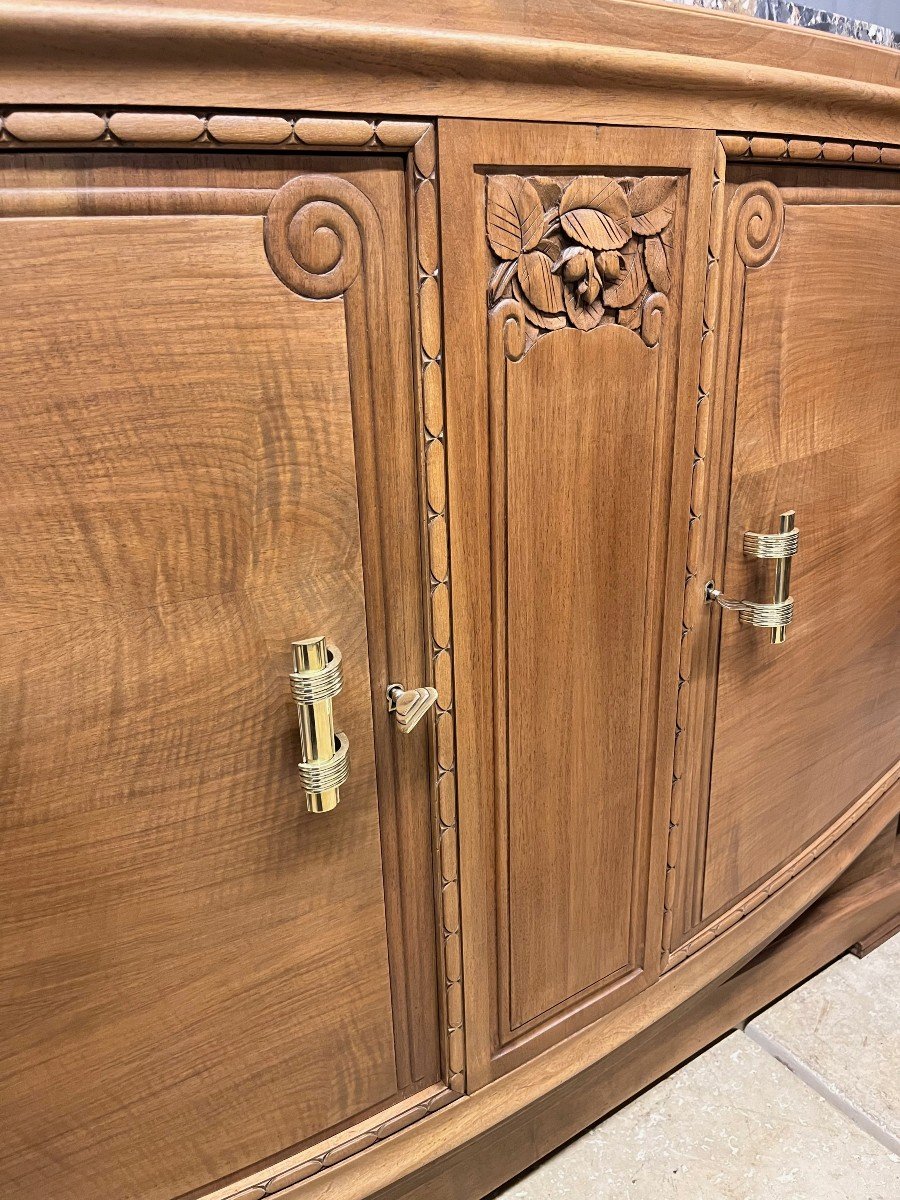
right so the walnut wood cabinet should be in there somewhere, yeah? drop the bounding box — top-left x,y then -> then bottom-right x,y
1,4 -> 898,1200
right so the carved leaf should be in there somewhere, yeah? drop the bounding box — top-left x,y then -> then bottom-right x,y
512,280 -> 568,330
488,258 -> 518,303
602,238 -> 647,307
486,175 -> 544,260
618,284 -> 652,330
530,175 -> 563,211
564,288 -> 606,331
537,230 -> 565,261
517,250 -> 565,314
559,176 -> 632,250
628,176 -> 676,236
645,226 -> 674,293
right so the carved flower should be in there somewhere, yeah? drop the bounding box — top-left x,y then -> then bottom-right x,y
551,246 -> 605,331
486,172 -> 677,344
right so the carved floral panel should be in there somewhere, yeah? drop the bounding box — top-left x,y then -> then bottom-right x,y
486,173 -> 677,347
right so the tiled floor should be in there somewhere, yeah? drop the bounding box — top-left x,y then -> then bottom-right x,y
496,935 -> 899,1198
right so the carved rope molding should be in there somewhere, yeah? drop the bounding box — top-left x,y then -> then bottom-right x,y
661,139 -> 727,967
413,135 -> 468,1100
485,173 -> 676,350
720,133 -> 900,166
0,108 -> 434,151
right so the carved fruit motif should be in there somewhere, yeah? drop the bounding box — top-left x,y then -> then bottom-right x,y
487,173 -> 677,346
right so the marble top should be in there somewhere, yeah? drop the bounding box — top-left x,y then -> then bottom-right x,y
664,1 -> 899,48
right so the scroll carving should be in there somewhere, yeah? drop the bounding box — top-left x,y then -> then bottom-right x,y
264,175 -> 369,299
263,164 -> 464,1095
731,180 -> 784,268
486,173 -> 677,350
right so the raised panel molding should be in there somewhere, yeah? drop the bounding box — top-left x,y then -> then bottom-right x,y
662,178 -> 788,970
247,139 -> 467,1192
250,145 -> 467,1194
484,165 -> 678,1045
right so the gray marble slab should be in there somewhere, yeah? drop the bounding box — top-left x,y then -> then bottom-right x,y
664,0 -> 899,47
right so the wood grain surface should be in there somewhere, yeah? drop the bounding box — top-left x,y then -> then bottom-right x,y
276,793 -> 899,1200
702,188 -> 900,920
0,153 -> 439,1200
499,323 -> 660,1030
441,119 -> 714,1086
2,1 -> 899,143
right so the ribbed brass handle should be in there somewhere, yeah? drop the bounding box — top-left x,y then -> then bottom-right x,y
289,637 -> 349,812
707,510 -> 799,645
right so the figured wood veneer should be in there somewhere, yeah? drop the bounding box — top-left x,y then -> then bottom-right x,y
663,160 -> 900,968
3,3 -> 900,1191
703,192 -> 900,920
0,147 -> 460,1200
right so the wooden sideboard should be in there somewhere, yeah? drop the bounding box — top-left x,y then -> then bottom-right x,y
0,3 -> 897,1199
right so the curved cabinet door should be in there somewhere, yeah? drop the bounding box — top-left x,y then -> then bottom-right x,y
0,151 -> 445,1200
682,163 -> 900,949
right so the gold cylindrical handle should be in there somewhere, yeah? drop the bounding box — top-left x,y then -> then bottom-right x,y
768,510 -> 795,646
290,637 -> 349,813
707,510 -> 800,643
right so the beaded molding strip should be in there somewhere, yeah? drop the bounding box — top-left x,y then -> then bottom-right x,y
0,109 -> 433,150
720,132 -> 900,166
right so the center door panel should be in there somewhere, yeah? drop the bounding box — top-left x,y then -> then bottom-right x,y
440,121 -> 714,1084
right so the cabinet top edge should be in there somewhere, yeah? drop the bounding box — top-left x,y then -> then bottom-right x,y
1,0 -> 899,146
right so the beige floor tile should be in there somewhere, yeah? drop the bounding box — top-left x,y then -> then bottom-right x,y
746,936 -> 899,1149
496,1032 -> 900,1199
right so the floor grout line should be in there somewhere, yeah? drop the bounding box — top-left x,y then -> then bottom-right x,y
743,1024 -> 900,1158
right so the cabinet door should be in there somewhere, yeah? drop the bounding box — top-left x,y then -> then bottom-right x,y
440,120 -> 714,1084
699,167 -> 900,924
0,153 -> 441,1200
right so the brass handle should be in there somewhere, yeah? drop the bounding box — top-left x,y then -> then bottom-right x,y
386,683 -> 438,733
707,510 -> 799,644
289,637 -> 349,813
